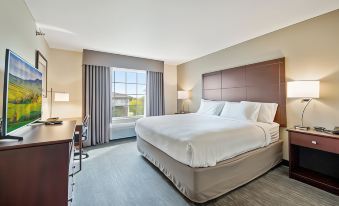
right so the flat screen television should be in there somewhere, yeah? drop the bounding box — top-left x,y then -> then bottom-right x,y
2,49 -> 42,136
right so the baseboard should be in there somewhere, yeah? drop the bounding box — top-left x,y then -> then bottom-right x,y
281,159 -> 289,166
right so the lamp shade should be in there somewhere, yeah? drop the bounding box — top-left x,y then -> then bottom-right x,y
178,91 -> 189,100
287,81 -> 320,98
54,92 -> 70,102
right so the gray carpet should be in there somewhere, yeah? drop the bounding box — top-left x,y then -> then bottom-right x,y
73,138 -> 339,206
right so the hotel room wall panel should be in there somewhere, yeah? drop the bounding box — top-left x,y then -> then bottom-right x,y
221,67 -> 245,88
280,83 -> 287,105
203,72 -> 221,90
245,64 -> 280,86
204,89 -> 221,100
202,58 -> 286,126
246,84 -> 280,102
279,61 -> 286,83
276,104 -> 287,124
221,88 -> 246,101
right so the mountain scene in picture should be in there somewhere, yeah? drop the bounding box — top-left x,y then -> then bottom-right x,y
6,52 -> 42,133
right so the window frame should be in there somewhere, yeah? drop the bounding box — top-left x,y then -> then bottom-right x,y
111,68 -> 146,120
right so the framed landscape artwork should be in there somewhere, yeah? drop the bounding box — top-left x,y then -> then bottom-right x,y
35,50 -> 48,98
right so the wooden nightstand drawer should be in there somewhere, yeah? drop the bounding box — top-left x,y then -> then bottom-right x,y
290,132 -> 339,154
288,128 -> 339,195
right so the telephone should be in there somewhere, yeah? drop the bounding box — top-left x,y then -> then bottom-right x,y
40,117 -> 62,125
314,126 -> 326,132
47,117 -> 60,121
333,127 -> 339,135
313,126 -> 339,135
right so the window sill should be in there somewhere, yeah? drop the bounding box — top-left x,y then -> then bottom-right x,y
112,116 -> 144,123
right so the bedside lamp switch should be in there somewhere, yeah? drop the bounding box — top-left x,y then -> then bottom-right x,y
311,141 -> 317,145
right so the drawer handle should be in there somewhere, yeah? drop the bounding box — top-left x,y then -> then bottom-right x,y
311,141 -> 317,145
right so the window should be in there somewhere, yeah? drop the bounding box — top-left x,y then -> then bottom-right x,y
112,68 -> 146,119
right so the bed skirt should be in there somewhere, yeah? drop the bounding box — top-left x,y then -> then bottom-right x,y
137,136 -> 283,203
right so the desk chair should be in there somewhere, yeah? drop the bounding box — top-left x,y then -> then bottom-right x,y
74,115 -> 89,171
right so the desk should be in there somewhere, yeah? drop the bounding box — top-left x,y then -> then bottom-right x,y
62,117 -> 82,125
0,121 -> 76,206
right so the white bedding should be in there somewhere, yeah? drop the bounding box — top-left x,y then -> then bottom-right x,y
135,113 -> 278,167
269,122 -> 280,143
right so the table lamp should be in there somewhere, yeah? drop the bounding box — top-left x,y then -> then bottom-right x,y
287,81 -> 320,130
177,91 -> 189,113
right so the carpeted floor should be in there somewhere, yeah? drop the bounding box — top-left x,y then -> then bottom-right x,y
73,138 -> 339,206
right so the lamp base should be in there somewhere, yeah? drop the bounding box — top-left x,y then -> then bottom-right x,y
294,125 -> 310,131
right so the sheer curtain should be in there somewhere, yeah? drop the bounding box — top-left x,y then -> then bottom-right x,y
83,64 -> 112,146
146,71 -> 164,116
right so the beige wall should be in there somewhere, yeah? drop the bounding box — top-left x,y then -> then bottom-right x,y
0,0 -> 83,122
164,64 -> 178,114
178,10 -> 339,160
47,49 -> 83,119
0,0 -> 50,115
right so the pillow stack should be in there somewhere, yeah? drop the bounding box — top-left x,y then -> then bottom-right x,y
242,101 -> 278,123
220,101 -> 261,121
196,99 -> 278,123
196,99 -> 225,115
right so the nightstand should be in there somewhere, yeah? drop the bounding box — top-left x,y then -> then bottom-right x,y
287,129 -> 339,195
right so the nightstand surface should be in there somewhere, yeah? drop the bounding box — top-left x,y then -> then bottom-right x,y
288,129 -> 339,195
287,128 -> 339,140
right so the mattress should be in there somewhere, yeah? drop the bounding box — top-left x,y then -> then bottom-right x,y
137,136 -> 283,203
135,113 -> 278,167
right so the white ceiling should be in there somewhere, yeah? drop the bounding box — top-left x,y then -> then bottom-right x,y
25,0 -> 339,65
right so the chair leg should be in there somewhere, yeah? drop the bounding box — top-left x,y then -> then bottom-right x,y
74,150 -> 89,160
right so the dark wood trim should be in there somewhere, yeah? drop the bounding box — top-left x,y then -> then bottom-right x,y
0,122 -> 76,206
202,58 -> 286,126
288,129 -> 339,195
287,128 -> 339,140
35,50 -> 48,97
290,170 -> 339,195
0,121 -> 76,151
281,159 -> 289,166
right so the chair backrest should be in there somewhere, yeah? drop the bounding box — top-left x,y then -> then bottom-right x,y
81,115 -> 90,141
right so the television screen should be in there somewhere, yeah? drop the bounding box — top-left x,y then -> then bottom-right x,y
2,49 -> 42,135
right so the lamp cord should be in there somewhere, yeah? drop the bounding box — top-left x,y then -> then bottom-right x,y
301,98 -> 312,127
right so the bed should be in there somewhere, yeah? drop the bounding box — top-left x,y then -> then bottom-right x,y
136,58 -> 286,203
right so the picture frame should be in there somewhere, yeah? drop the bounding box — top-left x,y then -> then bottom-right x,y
35,50 -> 48,98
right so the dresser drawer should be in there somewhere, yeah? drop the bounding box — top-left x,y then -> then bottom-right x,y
290,132 -> 339,154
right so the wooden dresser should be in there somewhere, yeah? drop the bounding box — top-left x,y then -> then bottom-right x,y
288,128 -> 339,195
0,121 -> 76,206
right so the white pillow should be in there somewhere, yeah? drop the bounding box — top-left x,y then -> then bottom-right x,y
220,101 -> 261,121
241,101 -> 278,123
196,99 -> 225,115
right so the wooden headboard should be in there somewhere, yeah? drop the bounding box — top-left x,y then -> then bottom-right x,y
202,58 -> 286,127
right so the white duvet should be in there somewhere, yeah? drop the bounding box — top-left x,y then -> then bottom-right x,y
135,113 -> 275,167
